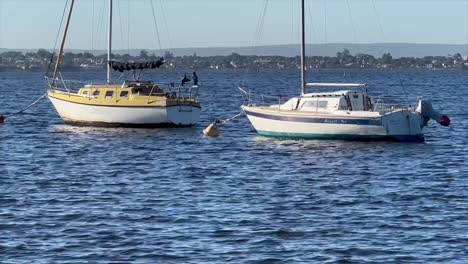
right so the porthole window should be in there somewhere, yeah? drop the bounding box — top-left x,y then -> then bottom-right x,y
120,91 -> 129,97
105,91 -> 114,97
92,90 -> 100,96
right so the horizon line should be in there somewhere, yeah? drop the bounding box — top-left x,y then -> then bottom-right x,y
1,42 -> 468,51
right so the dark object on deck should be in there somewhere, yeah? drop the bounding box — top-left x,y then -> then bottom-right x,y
192,72 -> 198,86
109,58 -> 164,72
181,74 -> 191,86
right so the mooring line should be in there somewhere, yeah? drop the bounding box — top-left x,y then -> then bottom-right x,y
1,93 -> 48,122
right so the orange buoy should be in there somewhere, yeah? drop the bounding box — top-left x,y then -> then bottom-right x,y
203,123 -> 220,137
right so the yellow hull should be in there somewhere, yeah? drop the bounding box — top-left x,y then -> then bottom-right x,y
47,84 -> 200,108
48,84 -> 201,126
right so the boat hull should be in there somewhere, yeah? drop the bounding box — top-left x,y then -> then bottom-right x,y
49,96 -> 201,127
243,106 -> 424,142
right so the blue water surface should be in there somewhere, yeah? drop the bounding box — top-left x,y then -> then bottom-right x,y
0,69 -> 467,263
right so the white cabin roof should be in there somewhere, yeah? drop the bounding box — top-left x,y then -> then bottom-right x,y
302,90 -> 359,97
306,82 -> 367,87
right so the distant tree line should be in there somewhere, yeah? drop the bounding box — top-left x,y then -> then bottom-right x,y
0,48 -> 466,71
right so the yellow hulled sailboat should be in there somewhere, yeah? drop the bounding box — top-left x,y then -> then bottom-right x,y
47,0 -> 201,127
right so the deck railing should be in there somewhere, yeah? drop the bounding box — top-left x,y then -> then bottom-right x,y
46,76 -> 200,100
238,86 -> 283,107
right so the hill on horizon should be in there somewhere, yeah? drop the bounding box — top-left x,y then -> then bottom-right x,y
1,43 -> 467,58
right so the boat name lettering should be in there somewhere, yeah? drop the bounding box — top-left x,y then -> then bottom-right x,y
324,119 -> 348,124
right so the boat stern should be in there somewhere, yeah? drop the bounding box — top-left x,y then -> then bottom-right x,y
416,98 -> 450,127
381,110 -> 425,142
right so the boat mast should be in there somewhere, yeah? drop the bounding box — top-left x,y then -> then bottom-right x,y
300,0 -> 306,96
52,0 -> 75,83
107,0 -> 113,84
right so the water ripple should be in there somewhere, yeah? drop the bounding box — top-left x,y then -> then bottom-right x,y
0,70 -> 467,263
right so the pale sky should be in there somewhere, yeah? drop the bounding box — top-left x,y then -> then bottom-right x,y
0,0 -> 467,50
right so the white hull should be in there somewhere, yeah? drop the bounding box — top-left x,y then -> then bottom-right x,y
243,106 -> 424,142
49,96 -> 200,127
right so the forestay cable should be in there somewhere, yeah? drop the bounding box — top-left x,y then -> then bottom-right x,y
371,0 -> 409,105
46,0 -> 70,76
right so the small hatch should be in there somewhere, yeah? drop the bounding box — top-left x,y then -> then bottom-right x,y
120,91 -> 129,97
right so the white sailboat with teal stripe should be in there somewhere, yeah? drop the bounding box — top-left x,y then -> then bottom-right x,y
241,0 -> 450,142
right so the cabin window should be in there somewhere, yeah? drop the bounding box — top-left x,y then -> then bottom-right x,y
92,90 -> 100,96
353,95 -> 359,99
105,91 -> 114,97
317,101 -> 328,108
82,91 -> 88,95
301,100 -> 328,109
120,91 -> 129,97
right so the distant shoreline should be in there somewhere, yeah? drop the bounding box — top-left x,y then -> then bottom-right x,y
0,67 -> 466,74
1,43 -> 467,58
1,49 -> 466,72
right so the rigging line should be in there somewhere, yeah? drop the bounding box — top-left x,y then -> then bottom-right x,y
117,0 -> 125,52
46,0 -> 70,76
92,0 -> 95,51
258,0 -> 268,45
290,0 -> 294,46
252,1 -> 262,47
371,0 -> 386,41
466,1 -> 468,57
324,0 -> 327,43
150,0 -> 163,53
306,0 -> 317,44
159,0 -> 174,54
370,0 -> 408,105
52,0 -> 70,53
287,0 -> 293,65
94,2 -> 106,51
259,0 -> 270,44
242,0 -> 269,86
127,0 -> 130,54
345,0 -> 359,51
398,76 -> 409,105
0,0 -> 2,47
343,0 -> 359,80
0,1 -> 2,47
252,0 -> 269,48
290,0 -> 297,60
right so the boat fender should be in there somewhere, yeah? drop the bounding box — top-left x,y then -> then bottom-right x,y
416,99 -> 450,126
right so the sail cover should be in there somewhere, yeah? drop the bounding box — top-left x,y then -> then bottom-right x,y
109,58 -> 164,72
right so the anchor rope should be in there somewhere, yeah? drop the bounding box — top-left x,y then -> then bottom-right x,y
215,112 -> 245,125
4,93 -> 48,118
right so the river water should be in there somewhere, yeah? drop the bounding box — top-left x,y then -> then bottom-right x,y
0,69 -> 467,263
